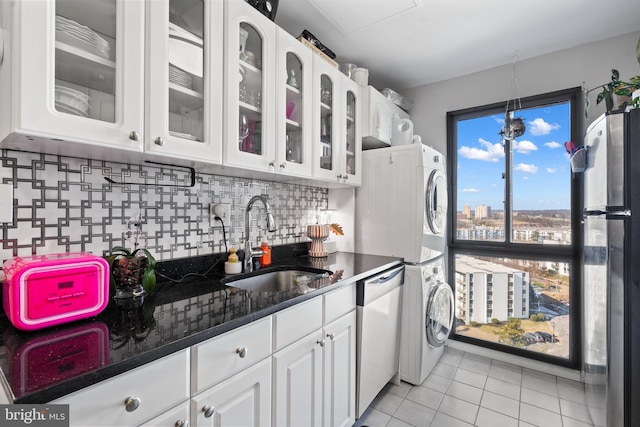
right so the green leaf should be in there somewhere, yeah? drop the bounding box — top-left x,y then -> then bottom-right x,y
142,269 -> 156,293
110,246 -> 131,256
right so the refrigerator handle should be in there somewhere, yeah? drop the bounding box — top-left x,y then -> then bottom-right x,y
584,209 -> 631,218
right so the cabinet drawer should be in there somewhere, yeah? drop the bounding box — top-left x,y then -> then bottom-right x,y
191,316 -> 272,394
324,282 -> 356,324
139,400 -> 190,427
273,296 -> 323,351
53,349 -> 189,427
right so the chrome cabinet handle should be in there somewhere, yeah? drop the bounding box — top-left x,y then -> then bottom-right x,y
337,174 -> 343,180
175,421 -> 188,427
129,131 -> 140,141
154,137 -> 164,146
202,405 -> 215,418
326,333 -> 335,340
269,160 -> 276,167
317,339 -> 325,347
236,347 -> 248,358
124,396 -> 141,412
343,175 -> 349,180
280,163 -> 286,169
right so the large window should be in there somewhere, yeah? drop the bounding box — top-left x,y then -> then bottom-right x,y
447,88 -> 582,368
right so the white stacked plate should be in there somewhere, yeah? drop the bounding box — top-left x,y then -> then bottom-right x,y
55,85 -> 91,117
169,131 -> 199,141
55,15 -> 111,60
169,64 -> 192,89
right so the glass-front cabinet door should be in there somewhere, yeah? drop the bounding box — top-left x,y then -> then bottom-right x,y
10,0 -> 144,150
341,78 -> 362,185
276,28 -> 313,178
313,56 -> 340,182
146,0 -> 223,163
224,0 -> 276,171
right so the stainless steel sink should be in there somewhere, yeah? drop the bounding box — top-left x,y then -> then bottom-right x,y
221,266 -> 332,293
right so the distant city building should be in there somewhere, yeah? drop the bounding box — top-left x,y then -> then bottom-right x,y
475,204 -> 491,219
463,204 -> 471,219
455,256 -> 530,324
457,226 -> 504,241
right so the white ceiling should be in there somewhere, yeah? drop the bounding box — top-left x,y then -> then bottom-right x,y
274,0 -> 640,91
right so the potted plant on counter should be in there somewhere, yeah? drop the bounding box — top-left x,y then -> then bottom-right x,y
104,215 -> 156,307
105,245 -> 156,307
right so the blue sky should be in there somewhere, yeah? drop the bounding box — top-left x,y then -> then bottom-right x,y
456,102 -> 571,211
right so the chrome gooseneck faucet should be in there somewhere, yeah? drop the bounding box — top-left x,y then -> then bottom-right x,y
244,195 -> 277,272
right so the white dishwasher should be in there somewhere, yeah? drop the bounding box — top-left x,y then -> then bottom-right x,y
356,264 -> 404,418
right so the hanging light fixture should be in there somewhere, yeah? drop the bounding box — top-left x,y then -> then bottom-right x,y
499,51 -> 526,140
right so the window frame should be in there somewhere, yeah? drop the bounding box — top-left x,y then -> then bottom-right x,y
446,87 -> 583,369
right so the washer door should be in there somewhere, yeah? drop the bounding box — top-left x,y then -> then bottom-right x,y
426,281 -> 454,347
425,169 -> 447,235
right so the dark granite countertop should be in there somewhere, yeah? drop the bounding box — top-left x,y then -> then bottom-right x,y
0,248 -> 402,403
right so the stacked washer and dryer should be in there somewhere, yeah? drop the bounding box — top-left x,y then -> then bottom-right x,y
355,142 -> 455,386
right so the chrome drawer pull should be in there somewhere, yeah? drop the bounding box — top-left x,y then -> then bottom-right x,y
124,396 -> 141,412
202,405 -> 216,418
236,347 -> 248,358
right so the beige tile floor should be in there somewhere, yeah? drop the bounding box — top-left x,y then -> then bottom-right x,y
354,347 -> 604,427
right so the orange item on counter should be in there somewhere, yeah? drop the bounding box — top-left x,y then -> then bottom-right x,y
259,240 -> 271,267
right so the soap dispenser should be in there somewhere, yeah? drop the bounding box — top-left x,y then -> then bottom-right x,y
225,247 -> 242,274
259,238 -> 271,267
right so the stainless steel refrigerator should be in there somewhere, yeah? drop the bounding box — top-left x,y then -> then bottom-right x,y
582,108 -> 640,427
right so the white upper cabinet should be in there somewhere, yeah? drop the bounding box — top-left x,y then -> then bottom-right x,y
275,27 -> 313,178
223,0 -> 277,172
313,57 -> 361,185
0,0 -> 145,152
340,77 -> 362,186
312,56 -> 341,182
145,0 -> 223,163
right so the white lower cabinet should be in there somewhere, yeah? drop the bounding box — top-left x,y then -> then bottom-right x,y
191,358 -> 272,427
140,401 -> 190,427
272,283 -> 357,427
272,328 -> 324,427
52,349 -> 190,427
323,311 -> 357,427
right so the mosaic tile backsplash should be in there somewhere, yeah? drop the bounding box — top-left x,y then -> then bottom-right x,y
0,150 -> 328,264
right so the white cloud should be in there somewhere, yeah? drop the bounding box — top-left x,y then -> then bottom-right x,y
546,167 -> 557,173
461,188 -> 480,193
544,141 -> 562,149
529,118 -> 560,136
458,138 -> 504,162
513,140 -> 538,154
515,163 -> 539,174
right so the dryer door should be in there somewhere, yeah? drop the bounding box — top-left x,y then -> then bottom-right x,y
426,281 -> 454,347
425,169 -> 447,235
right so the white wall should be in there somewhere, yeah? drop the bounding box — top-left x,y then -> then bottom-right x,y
405,31 -> 640,155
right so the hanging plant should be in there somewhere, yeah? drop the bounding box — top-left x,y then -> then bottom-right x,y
500,115 -> 526,140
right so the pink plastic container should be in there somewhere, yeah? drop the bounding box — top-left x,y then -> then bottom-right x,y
2,253 -> 110,331
286,101 -> 295,119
